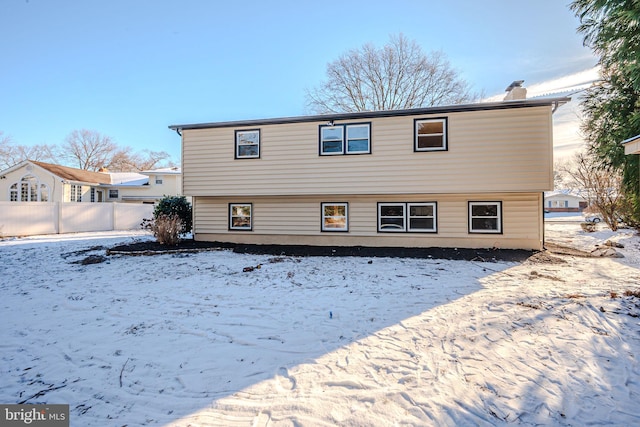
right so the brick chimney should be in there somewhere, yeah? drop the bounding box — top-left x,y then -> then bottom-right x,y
504,80 -> 527,101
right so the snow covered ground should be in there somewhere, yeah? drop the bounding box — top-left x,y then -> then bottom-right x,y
0,223 -> 639,426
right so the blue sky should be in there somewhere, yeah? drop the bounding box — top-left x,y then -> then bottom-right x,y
0,0 -> 596,164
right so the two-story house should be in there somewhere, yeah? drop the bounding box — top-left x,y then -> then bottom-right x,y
170,95 -> 568,251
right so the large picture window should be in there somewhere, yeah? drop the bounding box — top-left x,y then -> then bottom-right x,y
321,202 -> 348,232
378,202 -> 437,233
8,175 -> 49,202
468,201 -> 502,234
229,203 -> 253,230
235,129 -> 260,159
320,123 -> 370,155
414,118 -> 447,152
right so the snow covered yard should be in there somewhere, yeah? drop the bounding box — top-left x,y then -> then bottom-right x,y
0,225 -> 639,426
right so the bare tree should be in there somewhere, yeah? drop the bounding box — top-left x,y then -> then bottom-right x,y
63,129 -> 118,171
560,151 -> 624,230
137,150 -> 172,170
306,34 -> 477,114
0,131 -> 58,169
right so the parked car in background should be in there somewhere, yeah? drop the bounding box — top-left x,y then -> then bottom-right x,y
584,214 -> 602,223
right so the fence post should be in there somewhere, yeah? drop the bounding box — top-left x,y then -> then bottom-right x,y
56,202 -> 61,234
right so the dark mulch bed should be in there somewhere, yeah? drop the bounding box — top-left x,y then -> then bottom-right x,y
108,239 -> 535,262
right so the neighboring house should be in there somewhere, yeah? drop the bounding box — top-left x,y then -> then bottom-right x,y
544,190 -> 587,212
623,134 -> 640,189
0,160 -> 181,204
170,90 -> 569,251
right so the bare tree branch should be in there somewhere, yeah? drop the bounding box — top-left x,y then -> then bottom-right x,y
306,34 -> 478,114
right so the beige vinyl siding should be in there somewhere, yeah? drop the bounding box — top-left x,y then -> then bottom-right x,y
183,106 -> 553,197
193,193 -> 544,250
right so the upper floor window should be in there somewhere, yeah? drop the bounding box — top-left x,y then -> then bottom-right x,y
414,118 -> 447,152
468,201 -> 502,234
320,123 -> 371,155
321,202 -> 348,232
235,129 -> 260,159
8,175 -> 49,202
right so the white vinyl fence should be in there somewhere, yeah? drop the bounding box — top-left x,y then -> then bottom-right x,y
0,202 -> 154,237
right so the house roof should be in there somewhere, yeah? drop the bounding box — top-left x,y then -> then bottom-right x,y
140,166 -> 181,175
544,189 -> 587,199
168,97 -> 571,132
109,172 -> 149,186
30,160 -> 111,185
622,134 -> 640,145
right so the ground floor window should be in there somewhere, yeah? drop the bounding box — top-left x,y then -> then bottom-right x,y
378,202 -> 437,232
468,201 -> 502,233
9,175 -> 49,202
70,185 -> 82,202
321,202 -> 348,231
229,203 -> 252,230
109,189 -> 119,199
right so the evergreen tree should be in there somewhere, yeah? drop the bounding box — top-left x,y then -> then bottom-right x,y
571,0 -> 640,222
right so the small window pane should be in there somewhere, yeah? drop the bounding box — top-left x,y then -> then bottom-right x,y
410,205 -> 433,216
322,127 -> 343,140
322,141 -> 343,153
472,205 -> 498,216
410,218 -> 434,229
237,131 -> 259,144
347,125 -> 369,139
324,205 -> 345,216
238,145 -> 259,157
380,218 -> 404,228
472,218 -> 498,230
380,205 -> 404,217
347,139 -> 369,153
417,135 -> 443,149
418,121 -> 443,134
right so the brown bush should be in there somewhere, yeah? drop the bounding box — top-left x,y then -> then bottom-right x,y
151,214 -> 183,246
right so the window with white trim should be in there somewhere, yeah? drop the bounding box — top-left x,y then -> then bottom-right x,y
378,203 -> 406,232
229,203 -> 252,230
109,189 -> 119,199
320,123 -> 371,155
378,202 -> 437,233
235,129 -> 260,159
468,201 -> 502,233
155,177 -> 163,184
9,175 -> 49,202
414,118 -> 447,151
321,202 -> 348,232
70,185 -> 82,202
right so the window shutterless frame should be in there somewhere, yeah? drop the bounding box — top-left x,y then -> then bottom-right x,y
407,202 -> 437,232
468,201 -> 503,234
321,202 -> 349,232
319,122 -> 371,155
235,129 -> 260,159
378,202 -> 438,233
414,117 -> 448,152
229,203 -> 253,231
377,203 -> 406,232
